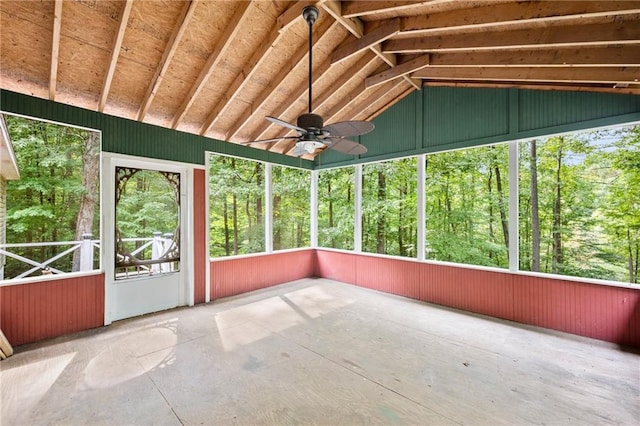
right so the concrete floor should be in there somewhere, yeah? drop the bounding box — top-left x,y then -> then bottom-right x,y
1,278 -> 638,425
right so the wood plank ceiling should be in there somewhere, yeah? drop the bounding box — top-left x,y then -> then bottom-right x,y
1,0 -> 639,158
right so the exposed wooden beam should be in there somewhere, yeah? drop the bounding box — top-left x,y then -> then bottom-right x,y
342,0 -> 450,18
399,1 -> 640,35
344,78 -> 407,122
412,66 -> 640,85
428,46 -> 640,67
366,54 -> 430,88
137,0 -> 198,122
171,1 -> 252,129
322,1 -> 421,91
384,17 -> 640,53
421,80 -> 640,96
49,0 -> 63,101
98,0 -> 133,112
226,18 -> 337,141
315,51 -> 379,114
332,18 -> 400,64
200,2 -> 305,136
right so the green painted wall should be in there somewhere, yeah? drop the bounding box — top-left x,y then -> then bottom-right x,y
316,87 -> 640,168
2,88 -> 639,171
0,90 -> 314,169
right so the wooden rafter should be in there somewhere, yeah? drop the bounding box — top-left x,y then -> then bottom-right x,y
398,1 -> 640,35
171,1 -> 253,129
411,66 -> 640,85
199,1 -> 310,136
98,0 -> 133,112
342,0 -> 450,18
332,18 -> 400,64
321,1 -> 420,91
49,0 -> 63,101
428,46 -> 640,67
137,0 -> 198,122
366,54 -> 430,88
367,44 -> 640,87
226,18 -> 338,141
384,17 -> 640,53
421,81 -> 640,96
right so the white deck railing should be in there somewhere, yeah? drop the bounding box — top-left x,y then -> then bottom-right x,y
0,232 -> 175,280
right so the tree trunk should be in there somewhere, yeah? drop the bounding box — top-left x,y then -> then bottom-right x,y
627,227 -> 637,283
223,196 -> 230,256
273,195 -> 281,250
376,171 -> 386,254
328,179 -> 335,247
552,139 -> 563,274
398,184 -> 405,256
488,168 -> 495,258
72,131 -> 100,271
494,164 -> 509,252
231,159 -> 238,255
530,140 -> 541,272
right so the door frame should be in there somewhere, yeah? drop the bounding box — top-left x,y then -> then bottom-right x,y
102,153 -> 194,325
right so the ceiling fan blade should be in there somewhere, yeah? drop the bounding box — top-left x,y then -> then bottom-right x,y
323,121 -> 375,137
238,136 -> 298,145
266,116 -> 306,133
326,137 -> 368,155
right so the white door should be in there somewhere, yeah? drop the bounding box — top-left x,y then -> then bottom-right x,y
103,155 -> 191,324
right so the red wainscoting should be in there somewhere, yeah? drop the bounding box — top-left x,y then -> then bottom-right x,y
315,249 -> 640,348
192,169 -> 207,304
210,249 -> 316,299
0,273 -> 104,346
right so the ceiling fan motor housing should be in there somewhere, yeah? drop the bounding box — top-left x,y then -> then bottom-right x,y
297,113 -> 324,132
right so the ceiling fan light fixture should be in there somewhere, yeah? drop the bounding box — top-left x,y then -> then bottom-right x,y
296,139 -> 324,154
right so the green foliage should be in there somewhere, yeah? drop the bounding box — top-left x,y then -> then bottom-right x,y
362,158 -> 417,257
4,116 -> 100,277
272,165 -> 310,250
425,146 -> 509,267
519,127 -> 639,283
209,155 -> 265,256
318,167 -> 354,250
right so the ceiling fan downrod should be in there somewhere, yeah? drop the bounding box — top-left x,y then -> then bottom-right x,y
302,6 -> 318,115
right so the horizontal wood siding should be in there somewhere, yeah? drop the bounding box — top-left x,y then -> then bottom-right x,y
210,250 -> 316,299
315,250 -> 640,348
193,169 -> 207,304
0,274 -> 104,346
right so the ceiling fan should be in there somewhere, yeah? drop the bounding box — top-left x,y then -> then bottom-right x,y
240,6 -> 373,157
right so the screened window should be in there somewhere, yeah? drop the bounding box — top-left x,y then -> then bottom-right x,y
425,145 -> 509,268
318,167 -> 355,250
362,158 -> 417,257
519,126 -> 639,283
209,155 -> 265,257
2,115 -> 101,280
272,165 -> 310,250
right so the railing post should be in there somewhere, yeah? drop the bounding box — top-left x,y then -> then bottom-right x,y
152,231 -> 163,273
162,232 -> 173,272
80,233 -> 93,271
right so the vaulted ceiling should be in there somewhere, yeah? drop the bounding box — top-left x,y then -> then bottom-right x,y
1,1 -> 639,158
